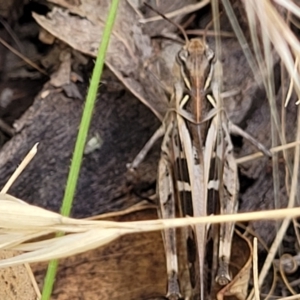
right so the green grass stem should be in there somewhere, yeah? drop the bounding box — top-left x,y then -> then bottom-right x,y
41,0 -> 120,298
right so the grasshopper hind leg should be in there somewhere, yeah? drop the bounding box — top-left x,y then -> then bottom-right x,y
158,152 -> 182,299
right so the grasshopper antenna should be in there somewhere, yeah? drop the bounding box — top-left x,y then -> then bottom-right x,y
203,18 -> 213,43
143,2 -> 189,44
203,7 -> 223,43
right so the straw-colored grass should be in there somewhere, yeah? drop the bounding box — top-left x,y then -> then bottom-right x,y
1,190 -> 300,269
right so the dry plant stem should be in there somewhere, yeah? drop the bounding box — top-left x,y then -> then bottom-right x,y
293,218 -> 300,252
222,0 -> 259,81
87,201 -> 156,220
139,0 -> 210,23
0,17 -> 23,52
244,0 -> 272,96
253,238 -> 260,300
251,0 -> 300,104
256,106 -> 300,294
260,0 -> 282,250
0,37 -> 48,76
262,3 -> 280,201
2,207 -> 300,268
126,0 -> 143,18
285,57 -> 299,107
235,140 -> 300,164
0,144 -> 41,299
274,0 -> 300,15
267,275 -> 277,300
244,0 -> 296,206
278,294 -> 300,300
279,254 -> 297,295
245,1 -> 297,224
25,263 -> 41,298
244,0 -> 292,186
241,224 -> 276,300
212,0 -> 222,94
3,199 -> 300,269
0,143 -> 38,194
0,118 -> 14,136
0,201 -> 299,231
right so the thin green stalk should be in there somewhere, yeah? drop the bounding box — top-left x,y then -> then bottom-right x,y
41,0 -> 120,298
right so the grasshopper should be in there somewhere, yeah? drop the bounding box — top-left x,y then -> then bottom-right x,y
129,7 -> 271,299
159,36 -> 242,299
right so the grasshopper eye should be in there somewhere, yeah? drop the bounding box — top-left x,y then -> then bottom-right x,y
177,49 -> 189,63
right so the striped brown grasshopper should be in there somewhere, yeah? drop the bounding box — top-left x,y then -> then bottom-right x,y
157,37 -> 237,299
129,12 -> 271,300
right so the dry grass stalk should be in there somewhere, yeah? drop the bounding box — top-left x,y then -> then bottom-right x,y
1,144 -> 38,194
1,192 -> 300,269
0,144 -> 40,299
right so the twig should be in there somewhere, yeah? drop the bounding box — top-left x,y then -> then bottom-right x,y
0,118 -> 14,137
0,143 -> 38,194
0,37 -> 48,76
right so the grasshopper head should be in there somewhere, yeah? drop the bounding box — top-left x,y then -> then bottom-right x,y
176,38 -> 215,123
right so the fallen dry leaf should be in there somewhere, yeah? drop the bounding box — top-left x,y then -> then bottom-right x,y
33,0 -> 199,120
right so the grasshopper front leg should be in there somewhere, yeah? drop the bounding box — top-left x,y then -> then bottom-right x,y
127,124 -> 165,170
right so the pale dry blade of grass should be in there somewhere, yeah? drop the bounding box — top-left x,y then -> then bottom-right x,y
0,144 -> 41,299
253,238 -> 260,300
247,1 -> 285,258
211,0 -> 223,103
87,201 -> 156,220
0,195 -> 98,231
2,193 -> 300,268
0,38 -> 48,76
1,143 -> 38,194
25,262 -> 41,299
274,0 -> 300,16
285,57 -> 299,107
279,254 -> 298,294
227,0 -> 300,105
0,196 -> 126,228
0,230 -> 52,250
279,294 -> 300,300
260,1 -> 281,217
255,106 -> 300,296
0,229 -> 125,268
243,0 -> 292,174
246,0 -> 300,104
222,0 -> 259,78
236,140 -> 300,164
245,0 -> 296,197
0,195 -> 300,230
